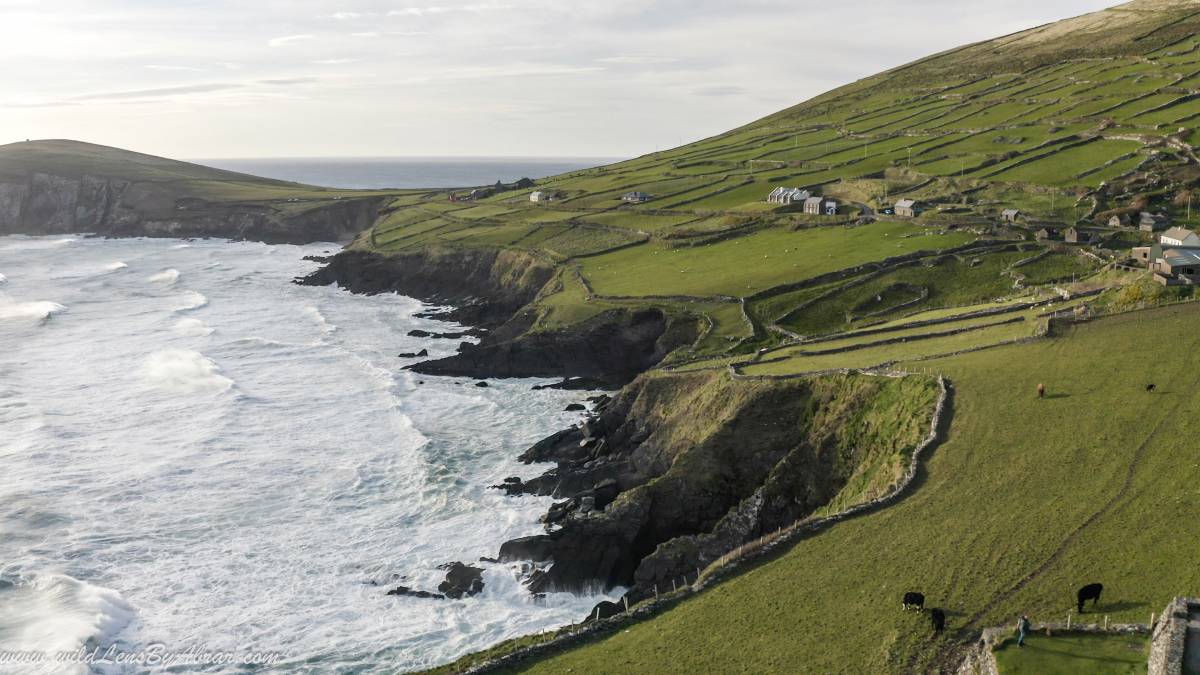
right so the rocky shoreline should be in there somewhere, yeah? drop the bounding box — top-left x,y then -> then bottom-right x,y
297,248 -> 942,623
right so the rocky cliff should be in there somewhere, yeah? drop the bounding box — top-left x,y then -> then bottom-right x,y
300,248 -> 700,385
0,172 -> 382,244
496,370 -> 940,597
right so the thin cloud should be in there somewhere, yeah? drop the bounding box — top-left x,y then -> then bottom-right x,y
313,58 -> 358,65
145,65 -> 205,72
386,4 -> 514,16
693,85 -> 747,97
267,34 -> 316,47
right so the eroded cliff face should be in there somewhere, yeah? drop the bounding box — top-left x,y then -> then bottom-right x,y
496,371 -> 940,596
300,249 -> 700,385
0,173 -> 381,244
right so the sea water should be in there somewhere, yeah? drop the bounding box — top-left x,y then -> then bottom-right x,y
0,236 -> 617,674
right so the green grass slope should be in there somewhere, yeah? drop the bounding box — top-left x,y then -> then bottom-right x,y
511,302 -> 1200,673
355,0 -> 1200,361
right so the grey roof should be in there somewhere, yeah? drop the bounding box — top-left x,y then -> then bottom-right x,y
1160,226 -> 1197,242
1002,209 -> 1020,216
895,199 -> 917,209
804,196 -> 824,206
1161,248 -> 1200,267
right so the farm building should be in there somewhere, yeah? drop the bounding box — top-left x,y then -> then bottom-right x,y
1035,228 -> 1057,242
767,187 -> 810,205
530,191 -> 553,203
1065,227 -> 1094,244
824,200 -> 839,216
1159,227 -> 1200,248
803,196 -> 825,215
1001,209 -> 1021,223
1132,244 -> 1160,265
894,199 -> 921,218
1139,211 -> 1171,232
1109,213 -> 1133,228
622,191 -> 652,204
1154,248 -> 1200,285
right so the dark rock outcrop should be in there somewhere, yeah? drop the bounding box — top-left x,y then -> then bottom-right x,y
298,248 -> 553,328
397,349 -> 429,358
386,586 -> 445,600
437,562 -> 485,599
409,308 -> 699,388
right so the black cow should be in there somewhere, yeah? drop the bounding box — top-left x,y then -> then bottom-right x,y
930,608 -> 946,634
1077,583 -> 1103,613
1146,384 -> 1157,393
902,591 -> 925,611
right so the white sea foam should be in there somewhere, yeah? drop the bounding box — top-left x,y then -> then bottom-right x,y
140,349 -> 233,393
147,269 -> 180,285
0,273 -> 7,284
0,298 -> 67,323
103,262 -> 128,272
0,235 -> 615,674
303,305 -> 337,333
0,574 -> 136,674
172,290 -> 208,312
172,317 -> 213,337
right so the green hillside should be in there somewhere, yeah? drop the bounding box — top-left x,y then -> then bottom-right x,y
403,1 -> 1200,672
349,0 -> 1200,368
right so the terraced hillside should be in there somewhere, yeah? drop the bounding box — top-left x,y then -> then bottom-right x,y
377,1 -> 1200,672
344,0 -> 1200,375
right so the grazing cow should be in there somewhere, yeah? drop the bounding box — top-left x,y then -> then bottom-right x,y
930,608 -> 946,634
1146,384 -> 1157,393
902,591 -> 925,611
1077,583 -> 1103,613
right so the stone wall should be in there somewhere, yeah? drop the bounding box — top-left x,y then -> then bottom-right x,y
459,373 -> 951,674
1149,597 -> 1195,675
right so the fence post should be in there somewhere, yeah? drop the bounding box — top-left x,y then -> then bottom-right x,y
1151,612 -> 1155,627
595,606 -> 600,621
1104,615 -> 1108,630
672,579 -> 677,592
623,596 -> 629,612
1067,611 -> 1072,630
654,584 -> 658,599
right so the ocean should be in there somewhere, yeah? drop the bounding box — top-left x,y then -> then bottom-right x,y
194,157 -> 622,190
0,235 -> 619,674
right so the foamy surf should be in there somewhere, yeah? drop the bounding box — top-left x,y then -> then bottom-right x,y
0,235 -> 618,673
103,262 -> 128,273
172,318 -> 213,337
0,298 -> 67,324
140,349 -> 233,393
147,269 -> 179,285
172,290 -> 208,312
0,273 -> 8,284
0,573 -> 136,675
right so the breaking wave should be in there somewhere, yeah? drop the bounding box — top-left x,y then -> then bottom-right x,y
172,318 -> 213,337
140,349 -> 233,394
147,269 -> 180,285
0,573 -> 136,673
0,299 -> 67,324
103,262 -> 128,273
172,291 -> 208,312
0,273 -> 7,284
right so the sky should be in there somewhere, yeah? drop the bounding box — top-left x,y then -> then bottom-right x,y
0,0 -> 1119,159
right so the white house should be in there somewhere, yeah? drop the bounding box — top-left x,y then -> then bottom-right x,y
1159,227 -> 1200,248
530,191 -> 547,203
767,187 -> 810,205
895,199 -> 920,218
803,196 -> 824,215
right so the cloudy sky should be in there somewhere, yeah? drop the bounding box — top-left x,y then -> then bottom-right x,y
0,0 -> 1116,159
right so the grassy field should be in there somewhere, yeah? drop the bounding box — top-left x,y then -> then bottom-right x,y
579,222 -> 974,298
993,633 -> 1149,674
507,303 -> 1200,673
